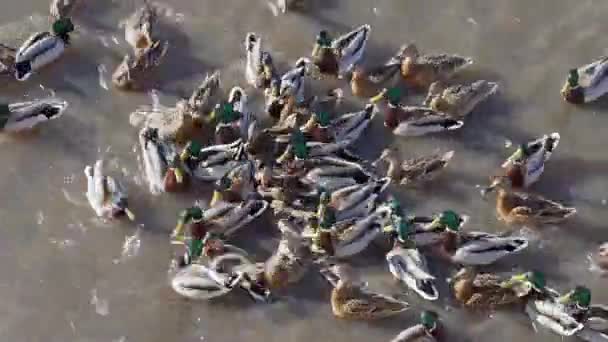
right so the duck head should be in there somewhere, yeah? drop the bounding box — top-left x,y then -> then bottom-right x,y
420,310 -> 439,333
559,286 -> 591,310
372,147 -> 398,167
328,264 -> 360,287
316,30 -> 332,48
481,174 -> 513,197
429,210 -> 465,233
52,18 -> 75,42
562,69 -> 585,104
173,206 -> 205,239
112,41 -> 168,90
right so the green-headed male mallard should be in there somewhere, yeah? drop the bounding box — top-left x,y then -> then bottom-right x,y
329,263 -> 409,320
423,80 -> 499,119
85,159 -> 135,221
558,286 -> 608,341
561,57 -> 608,104
526,286 -> 585,337
311,25 -> 371,78
15,18 -> 74,81
371,87 -> 464,137
301,104 -> 375,145
372,147 -> 454,186
390,311 -> 443,342
244,32 -> 277,89
0,97 -> 67,132
181,138 -> 248,182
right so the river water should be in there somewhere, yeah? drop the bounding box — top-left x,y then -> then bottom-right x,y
1,0 -> 607,341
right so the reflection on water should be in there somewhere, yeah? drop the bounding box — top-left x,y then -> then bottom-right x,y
0,0 -> 608,341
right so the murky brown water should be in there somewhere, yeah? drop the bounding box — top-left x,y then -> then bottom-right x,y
1,0 -> 608,341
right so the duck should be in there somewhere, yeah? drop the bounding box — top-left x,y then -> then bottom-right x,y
130,100 -> 203,146
275,128 -> 363,166
171,263 -> 239,300
195,195 -> 269,237
211,160 -> 257,205
212,87 -> 256,145
390,311 -> 443,342
182,139 -> 248,182
485,178 -> 576,226
0,43 -> 16,78
350,48 -> 403,98
329,263 -> 409,320
263,219 -> 312,290
173,231 -> 250,268
397,43 -> 474,90
561,56 -> 608,104
482,133 -> 560,192
451,268 -> 546,310
138,127 -> 186,194
320,178 -> 390,221
371,87 -> 464,137
112,40 -> 168,90
14,18 -> 74,81
187,70 -> 222,117
50,0 -> 79,19
123,2 -> 159,51
0,97 -> 67,132
526,291 -> 585,337
84,159 -> 135,221
386,237 -> 439,301
372,147 -> 454,186
311,25 -> 371,78
557,286 -> 608,341
591,242 -> 608,273
280,58 -> 309,104
301,104 -> 375,145
244,32 -> 277,89
423,80 -> 499,119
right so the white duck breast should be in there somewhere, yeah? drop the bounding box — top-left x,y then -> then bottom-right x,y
451,235 -> 529,266
2,97 -> 67,132
577,57 -> 608,102
244,32 -> 262,87
526,299 -> 584,336
331,25 -> 371,75
386,246 -> 438,301
15,32 -> 65,81
171,264 -> 235,300
139,128 -> 176,194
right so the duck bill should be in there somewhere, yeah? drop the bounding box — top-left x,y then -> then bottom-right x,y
173,222 -> 185,239
369,90 -> 386,104
173,168 -> 184,184
179,149 -> 189,162
211,190 -> 222,206
124,208 -> 136,221
371,156 -> 383,168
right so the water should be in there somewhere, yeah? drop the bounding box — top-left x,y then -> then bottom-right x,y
1,0 -> 608,341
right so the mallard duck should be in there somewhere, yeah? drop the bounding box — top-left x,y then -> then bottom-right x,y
280,58 -> 309,104
451,268 -> 545,310
371,88 -> 464,137
212,160 -> 256,205
321,178 -> 390,221
263,219 -> 312,290
350,48 -> 403,98
390,311 -> 443,342
397,43 -> 473,90
526,294 -> 585,337
386,238 -> 439,301
188,70 -> 222,116
329,264 -> 409,320
423,80 -> 499,119
112,40 -> 168,90
0,97 -> 67,132
123,2 -> 158,51
244,32 -> 277,89
311,25 -> 371,78
372,147 -> 454,186
487,179 -> 576,226
130,100 -> 202,146
591,242 -> 608,273
171,263 -> 238,300
212,87 -> 256,145
557,286 -> 608,341
15,18 -> 74,81
181,139 -> 248,182
173,231 -> 249,267
438,230 -> 529,266
561,57 -> 608,104
482,133 -> 560,193
301,104 -> 375,145
84,159 -> 135,220
50,0 -> 79,19
0,43 -> 16,78
139,127 -> 187,194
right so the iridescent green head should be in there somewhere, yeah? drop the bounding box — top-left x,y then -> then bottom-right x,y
292,128 -> 308,159
438,210 -> 462,232
567,286 -> 592,308
420,310 -> 439,332
52,18 -> 74,36
525,271 -> 546,291
316,30 -> 332,47
386,87 -> 402,106
182,206 -> 204,224
315,111 -> 331,127
218,103 -> 239,123
395,216 -> 412,243
389,199 -> 402,215
567,69 -> 579,88
187,140 -> 203,157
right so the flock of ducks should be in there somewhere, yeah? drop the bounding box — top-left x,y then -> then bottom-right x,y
2,1 -> 608,341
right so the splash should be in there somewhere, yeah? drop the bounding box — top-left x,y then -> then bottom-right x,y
90,288 -> 109,316
119,228 -> 142,261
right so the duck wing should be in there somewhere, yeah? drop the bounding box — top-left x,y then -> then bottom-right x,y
416,54 -> 473,76
578,56 -> 608,88
401,151 -> 454,183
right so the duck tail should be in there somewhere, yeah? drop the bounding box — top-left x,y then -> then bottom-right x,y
14,60 -> 32,81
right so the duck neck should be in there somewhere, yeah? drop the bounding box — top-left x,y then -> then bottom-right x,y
384,155 -> 402,181
384,104 -> 400,129
496,189 -> 511,217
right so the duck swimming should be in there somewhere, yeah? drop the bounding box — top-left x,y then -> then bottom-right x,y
139,127 -> 186,194
112,40 -> 168,90
311,25 -> 371,78
329,264 -> 409,320
181,139 -> 248,182
372,147 -> 454,186
123,2 -> 159,51
561,56 -> 608,104
188,70 -> 222,117
525,287 -> 585,337
84,159 -> 135,220
452,268 -> 547,311
244,32 -> 277,89
423,80 -> 499,119
0,97 -> 67,132
350,48 -> 403,98
280,58 -> 309,104
130,100 -> 203,146
371,87 -> 464,137
396,43 -> 474,90
482,133 -> 560,192
301,104 -> 375,145
558,286 -> 608,341
212,87 -> 255,145
390,311 -> 443,342
15,18 -> 74,81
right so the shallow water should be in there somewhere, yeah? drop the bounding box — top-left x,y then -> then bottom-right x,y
1,0 -> 608,341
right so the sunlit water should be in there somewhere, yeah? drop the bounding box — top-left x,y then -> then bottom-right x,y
1,0 -> 608,341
